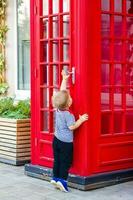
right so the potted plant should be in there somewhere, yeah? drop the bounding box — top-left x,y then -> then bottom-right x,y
0,97 -> 31,165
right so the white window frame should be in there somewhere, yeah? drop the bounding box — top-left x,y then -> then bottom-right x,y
15,0 -> 30,100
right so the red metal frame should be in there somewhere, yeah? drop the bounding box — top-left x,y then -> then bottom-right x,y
30,0 -> 133,177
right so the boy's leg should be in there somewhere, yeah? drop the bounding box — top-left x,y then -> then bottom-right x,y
59,141 -> 73,180
52,137 -> 60,178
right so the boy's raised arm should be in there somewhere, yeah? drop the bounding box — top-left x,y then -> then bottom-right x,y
60,70 -> 70,91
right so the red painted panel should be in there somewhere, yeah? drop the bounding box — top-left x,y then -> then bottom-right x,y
30,0 -> 133,177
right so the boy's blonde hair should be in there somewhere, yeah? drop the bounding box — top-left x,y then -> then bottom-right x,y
52,90 -> 69,110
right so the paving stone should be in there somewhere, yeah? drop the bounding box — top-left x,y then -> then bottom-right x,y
0,163 -> 133,200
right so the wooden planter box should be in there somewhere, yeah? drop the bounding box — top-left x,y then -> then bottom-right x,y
0,118 -> 31,165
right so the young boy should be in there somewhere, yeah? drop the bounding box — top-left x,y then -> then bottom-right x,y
51,70 -> 88,192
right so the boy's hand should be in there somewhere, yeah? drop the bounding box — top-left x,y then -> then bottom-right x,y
79,114 -> 89,123
61,70 -> 70,80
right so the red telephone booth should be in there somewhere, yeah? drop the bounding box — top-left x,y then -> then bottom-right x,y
25,0 -> 133,190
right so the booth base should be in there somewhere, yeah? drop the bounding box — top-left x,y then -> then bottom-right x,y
24,164 -> 133,190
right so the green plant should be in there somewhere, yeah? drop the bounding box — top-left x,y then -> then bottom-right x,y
0,25 -> 8,45
0,0 -> 8,94
0,0 -> 7,16
0,53 -> 5,72
0,82 -> 8,94
0,97 -> 30,119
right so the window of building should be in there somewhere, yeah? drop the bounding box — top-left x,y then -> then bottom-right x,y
17,0 -> 30,91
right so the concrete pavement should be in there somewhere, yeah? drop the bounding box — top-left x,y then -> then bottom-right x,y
0,163 -> 133,200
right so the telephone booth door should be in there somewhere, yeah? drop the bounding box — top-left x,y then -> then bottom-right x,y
31,0 -> 75,168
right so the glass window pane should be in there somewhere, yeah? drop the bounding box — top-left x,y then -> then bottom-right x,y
101,64 -> 110,85
63,40 -> 69,61
53,65 -> 59,86
63,0 -> 70,12
126,88 -> 133,108
114,112 -> 122,133
114,16 -> 123,37
101,113 -> 111,134
101,14 -> 110,37
126,65 -> 133,86
126,111 -> 133,132
41,111 -> 49,131
126,0 -> 133,14
126,17 -> 133,37
114,88 -> 122,109
42,88 -> 49,108
42,18 -> 48,39
101,40 -> 110,60
114,40 -> 123,61
41,42 -> 48,62
114,0 -> 122,12
52,16 -> 59,38
53,0 -> 59,14
101,87 -> 110,110
126,40 -> 133,62
101,0 -> 110,11
63,15 -> 70,37
40,65 -> 49,85
114,64 -> 122,85
43,0 -> 48,15
53,41 -> 59,61
17,0 -> 30,90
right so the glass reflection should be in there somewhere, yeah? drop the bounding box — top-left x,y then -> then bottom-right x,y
63,40 -> 69,61
114,64 -> 122,85
43,0 -> 48,15
43,42 -> 48,62
101,64 -> 110,85
126,111 -> 133,132
63,15 -> 70,37
126,90 -> 133,108
126,65 -> 133,107
127,0 -> 133,14
114,0 -> 122,12
53,16 -> 59,38
114,112 -> 122,133
101,113 -> 111,134
101,14 -> 110,37
114,89 -> 122,109
101,88 -> 110,110
53,0 -> 59,13
53,65 -> 59,86
43,88 -> 49,108
53,41 -> 59,61
63,0 -> 70,12
101,40 -> 110,60
126,17 -> 133,37
43,18 -> 48,38
114,16 -> 123,37
41,65 -> 49,85
114,40 -> 122,61
42,111 -> 49,131
101,0 -> 110,11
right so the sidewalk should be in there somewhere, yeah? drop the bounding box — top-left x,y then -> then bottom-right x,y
0,163 -> 133,200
